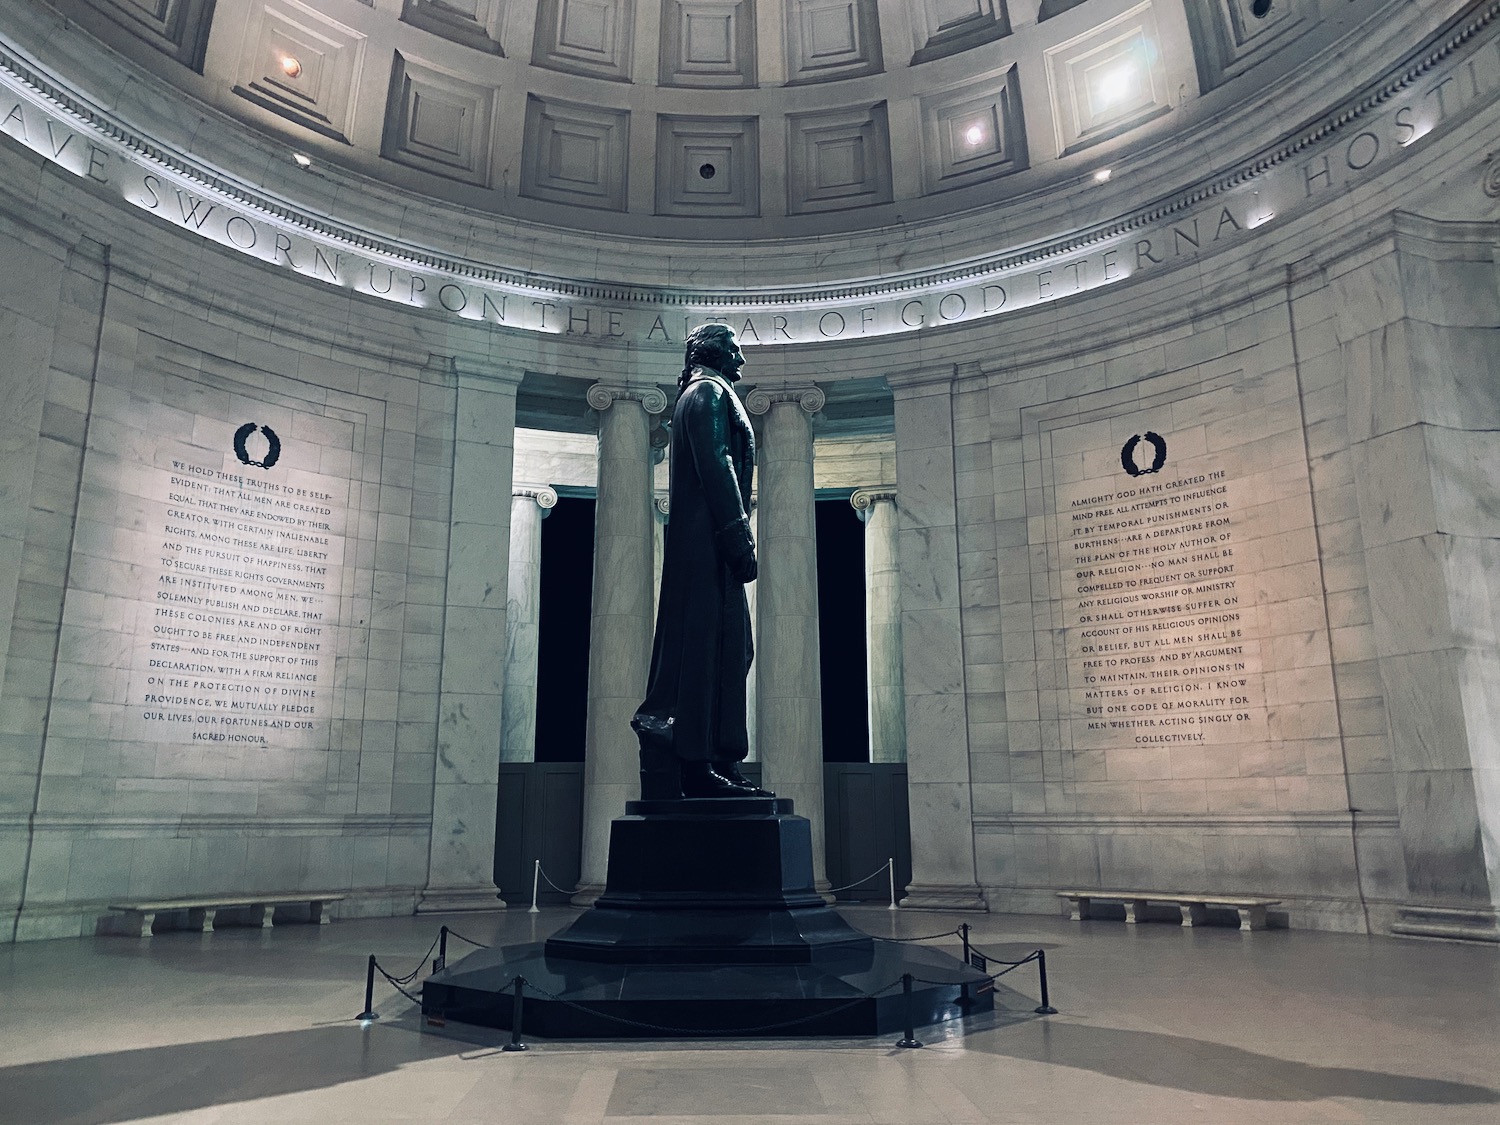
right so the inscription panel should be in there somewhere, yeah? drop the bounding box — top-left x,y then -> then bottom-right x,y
129,436 -> 347,748
1022,368 -> 1338,809
1057,447 -> 1266,751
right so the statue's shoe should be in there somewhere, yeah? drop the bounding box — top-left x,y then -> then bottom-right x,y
716,762 -> 774,798
680,762 -> 747,799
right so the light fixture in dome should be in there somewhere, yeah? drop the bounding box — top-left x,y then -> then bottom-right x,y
278,55 -> 302,79
1093,168 -> 1112,184
964,124 -> 985,147
292,152 -> 312,169
1095,64 -> 1138,108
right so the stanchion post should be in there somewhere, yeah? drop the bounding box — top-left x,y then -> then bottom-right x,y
434,926 -> 448,973
503,975 -> 529,1051
887,857 -> 898,911
529,859 -> 542,914
1034,949 -> 1058,1015
896,973 -> 922,1048
958,923 -> 972,1007
356,954 -> 379,1021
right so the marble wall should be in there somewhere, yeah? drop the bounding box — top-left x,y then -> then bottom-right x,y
1,0 -> 1498,944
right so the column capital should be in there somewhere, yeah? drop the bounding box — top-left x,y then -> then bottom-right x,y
513,484 -> 559,513
654,494 -> 670,517
850,486 -> 897,513
587,382 -> 669,415
743,383 -> 824,416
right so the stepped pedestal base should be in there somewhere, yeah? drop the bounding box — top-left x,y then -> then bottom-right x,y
422,796 -> 990,1037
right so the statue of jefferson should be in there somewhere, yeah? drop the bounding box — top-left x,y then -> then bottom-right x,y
631,324 -> 773,800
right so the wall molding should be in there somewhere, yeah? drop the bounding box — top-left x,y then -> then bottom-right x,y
974,810 -> 1402,832
0,813 -> 432,836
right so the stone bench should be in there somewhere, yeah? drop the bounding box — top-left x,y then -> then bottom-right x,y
104,894 -> 345,937
1058,890 -> 1280,932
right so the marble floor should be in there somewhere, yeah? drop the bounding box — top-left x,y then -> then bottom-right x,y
0,904 -> 1497,1125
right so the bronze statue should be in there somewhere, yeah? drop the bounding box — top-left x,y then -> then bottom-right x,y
632,325 -> 772,800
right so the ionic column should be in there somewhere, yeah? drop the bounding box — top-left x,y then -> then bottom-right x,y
500,485 -> 557,763
852,488 -> 905,763
744,499 -> 759,763
745,384 -> 828,892
652,493 -> 669,618
574,383 -> 667,904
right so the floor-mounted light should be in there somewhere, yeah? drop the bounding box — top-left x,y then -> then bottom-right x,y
293,153 -> 313,169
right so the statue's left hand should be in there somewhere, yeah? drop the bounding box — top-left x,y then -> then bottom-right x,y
716,519 -> 757,584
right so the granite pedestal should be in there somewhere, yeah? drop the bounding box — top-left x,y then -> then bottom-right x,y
421,796 -> 992,1037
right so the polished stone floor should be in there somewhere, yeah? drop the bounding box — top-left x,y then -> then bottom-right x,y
0,904 -> 1496,1124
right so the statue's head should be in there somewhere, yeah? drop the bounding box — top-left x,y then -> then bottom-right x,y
683,323 -> 745,383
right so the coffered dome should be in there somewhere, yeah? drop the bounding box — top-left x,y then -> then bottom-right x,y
43,0 -> 1407,246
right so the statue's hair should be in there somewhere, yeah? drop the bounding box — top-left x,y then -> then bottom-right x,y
679,323 -> 735,391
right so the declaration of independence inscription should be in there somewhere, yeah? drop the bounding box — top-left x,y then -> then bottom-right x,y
1057,435 -> 1268,751
129,426 -> 347,748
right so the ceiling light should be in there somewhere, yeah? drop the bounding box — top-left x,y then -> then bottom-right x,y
292,153 -> 312,169
964,125 -> 984,146
279,55 -> 302,79
1096,65 -> 1137,107
1093,168 -> 1112,183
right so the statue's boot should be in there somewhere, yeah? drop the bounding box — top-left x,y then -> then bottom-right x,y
680,761 -> 745,798
633,715 -> 682,800
716,762 -> 773,798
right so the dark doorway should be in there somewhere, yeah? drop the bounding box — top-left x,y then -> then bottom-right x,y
815,497 -> 868,763
824,763 -> 911,902
534,495 -> 594,763
496,493 -> 593,903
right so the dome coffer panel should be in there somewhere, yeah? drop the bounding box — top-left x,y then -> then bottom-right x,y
381,50 -> 498,186
521,93 -> 632,210
783,0 -> 882,84
660,0 -> 758,87
231,0 -> 367,145
79,0 -> 218,72
655,114 -> 760,216
532,0 -> 636,80
785,101 -> 892,213
399,0 -> 509,56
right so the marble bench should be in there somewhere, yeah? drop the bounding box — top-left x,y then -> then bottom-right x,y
104,893 -> 345,937
1058,890 -> 1280,932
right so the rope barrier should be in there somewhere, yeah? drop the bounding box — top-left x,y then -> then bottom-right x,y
373,959 -> 426,1006
357,920 -> 1058,1029
882,926 -> 964,943
443,926 -> 490,950
824,857 -> 891,895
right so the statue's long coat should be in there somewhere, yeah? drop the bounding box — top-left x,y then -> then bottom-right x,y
635,368 -> 756,763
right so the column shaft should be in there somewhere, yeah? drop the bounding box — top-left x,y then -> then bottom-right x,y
500,488 -> 555,763
575,387 -> 661,902
749,387 -> 828,891
854,490 -> 905,763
